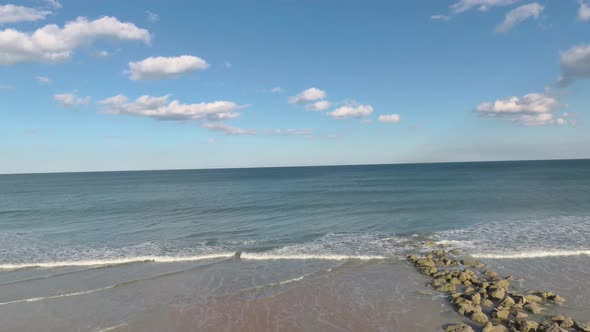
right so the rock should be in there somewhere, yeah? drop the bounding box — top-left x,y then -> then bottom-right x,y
416,258 -> 435,267
523,303 -> 542,314
482,299 -> 494,307
465,286 -> 475,294
513,311 -> 528,319
491,279 -> 510,289
450,248 -> 461,255
537,320 -> 565,332
575,321 -> 590,332
490,288 -> 505,300
514,320 -> 539,332
482,322 -> 509,332
432,278 -> 447,287
470,293 -> 481,305
436,283 -> 456,293
407,254 -> 419,262
457,302 -> 476,316
524,294 -> 543,303
424,240 -> 436,247
541,291 -> 556,299
484,270 -> 500,279
492,309 -> 510,321
421,266 -> 438,275
498,296 -> 515,310
462,258 -> 485,269
471,311 -> 489,324
450,278 -> 462,285
559,317 -> 574,328
552,294 -> 566,303
445,324 -> 474,332
512,294 -> 527,305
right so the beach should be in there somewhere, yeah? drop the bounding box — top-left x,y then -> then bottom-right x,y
0,160 -> 589,331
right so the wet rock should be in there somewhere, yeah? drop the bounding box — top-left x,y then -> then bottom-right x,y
465,286 -> 475,294
497,296 -> 515,310
537,320 -> 565,332
552,294 -> 566,304
462,258 -> 485,269
471,311 -> 489,325
434,249 -> 445,256
491,279 -> 510,289
450,278 -> 462,285
482,299 -> 494,307
421,266 -> 438,275
558,317 -> 573,329
523,303 -> 542,314
445,323 -> 474,332
416,258 -> 435,268
512,295 -> 527,305
407,254 -> 419,262
450,249 -> 461,255
432,278 -> 447,287
512,311 -> 528,319
457,302 -> 477,316
490,288 -> 505,300
436,283 -> 456,293
482,322 -> 509,332
511,320 -> 539,332
575,321 -> 590,332
424,240 -> 436,247
492,308 -> 510,321
484,270 -> 500,280
524,294 -> 543,303
470,293 -> 481,305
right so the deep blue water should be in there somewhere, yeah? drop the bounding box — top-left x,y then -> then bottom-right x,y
1,159 -> 590,265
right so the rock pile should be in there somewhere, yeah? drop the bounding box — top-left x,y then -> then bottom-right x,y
406,245 -> 589,332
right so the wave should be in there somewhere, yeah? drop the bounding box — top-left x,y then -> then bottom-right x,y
0,253 -> 388,270
0,284 -> 116,306
472,250 -> 590,259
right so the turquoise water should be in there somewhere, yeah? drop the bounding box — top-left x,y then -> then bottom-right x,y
0,160 -> 589,331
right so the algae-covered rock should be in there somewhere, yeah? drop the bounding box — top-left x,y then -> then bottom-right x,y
436,283 -> 456,293
537,320 -> 564,332
497,296 -> 515,310
445,324 -> 474,332
482,322 -> 509,332
416,258 -> 435,267
470,293 -> 481,305
482,299 -> 494,308
492,309 -> 510,321
525,294 -> 543,303
513,320 -> 539,332
462,258 -> 485,269
575,321 -> 590,332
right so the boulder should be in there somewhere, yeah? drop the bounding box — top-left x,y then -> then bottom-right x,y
523,303 -> 542,314
575,321 -> 590,332
559,317 -> 574,328
490,288 -> 505,300
513,311 -> 528,319
497,296 -> 515,310
470,293 -> 481,305
482,322 -> 509,332
471,311 -> 489,325
512,320 -> 539,332
432,278 -> 447,287
492,309 -> 510,321
416,258 -> 435,268
445,324 -> 474,332
436,283 -> 456,293
484,270 -> 500,279
524,294 -> 543,303
450,248 -> 461,255
462,258 -> 485,269
457,302 -> 477,316
537,320 -> 565,332
482,299 -> 494,308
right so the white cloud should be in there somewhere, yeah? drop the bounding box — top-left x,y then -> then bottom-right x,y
475,92 -> 568,126
378,114 -> 401,123
96,50 -> 111,57
54,92 -> 90,108
451,0 -> 520,13
45,0 -> 62,9
558,44 -> 590,86
579,1 -> 590,21
288,87 -> 327,104
126,55 -> 209,80
99,94 -> 247,121
270,86 -> 284,94
0,16 -> 150,66
202,122 -> 256,136
329,102 -> 374,119
265,128 -> 313,136
146,10 -> 159,23
431,14 -> 451,21
495,3 -> 544,33
0,4 -> 51,24
305,100 -> 331,112
36,76 -> 51,84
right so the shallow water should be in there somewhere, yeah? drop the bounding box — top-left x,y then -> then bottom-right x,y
0,160 -> 589,331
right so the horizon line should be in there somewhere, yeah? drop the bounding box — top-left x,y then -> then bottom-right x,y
1,157 -> 589,176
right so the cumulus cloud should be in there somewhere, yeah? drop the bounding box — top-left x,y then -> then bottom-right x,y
0,16 -> 150,66
126,55 -> 209,80
495,3 -> 543,33
305,100 -> 331,112
475,92 -> 568,126
289,88 -> 327,105
54,92 -> 90,108
558,44 -> 590,86
579,1 -> 590,21
329,102 -> 374,119
146,10 -> 159,23
202,122 -> 256,136
36,76 -> 51,84
45,0 -> 62,9
99,94 -> 247,122
0,4 -> 51,24
451,0 -> 519,13
378,114 -> 401,123
431,14 -> 451,21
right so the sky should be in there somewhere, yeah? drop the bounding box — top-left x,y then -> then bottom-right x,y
1,0 -> 590,173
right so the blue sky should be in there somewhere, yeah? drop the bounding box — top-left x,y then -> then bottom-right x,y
1,0 -> 589,173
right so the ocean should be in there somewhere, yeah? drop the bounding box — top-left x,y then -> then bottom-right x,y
0,160 -> 589,331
